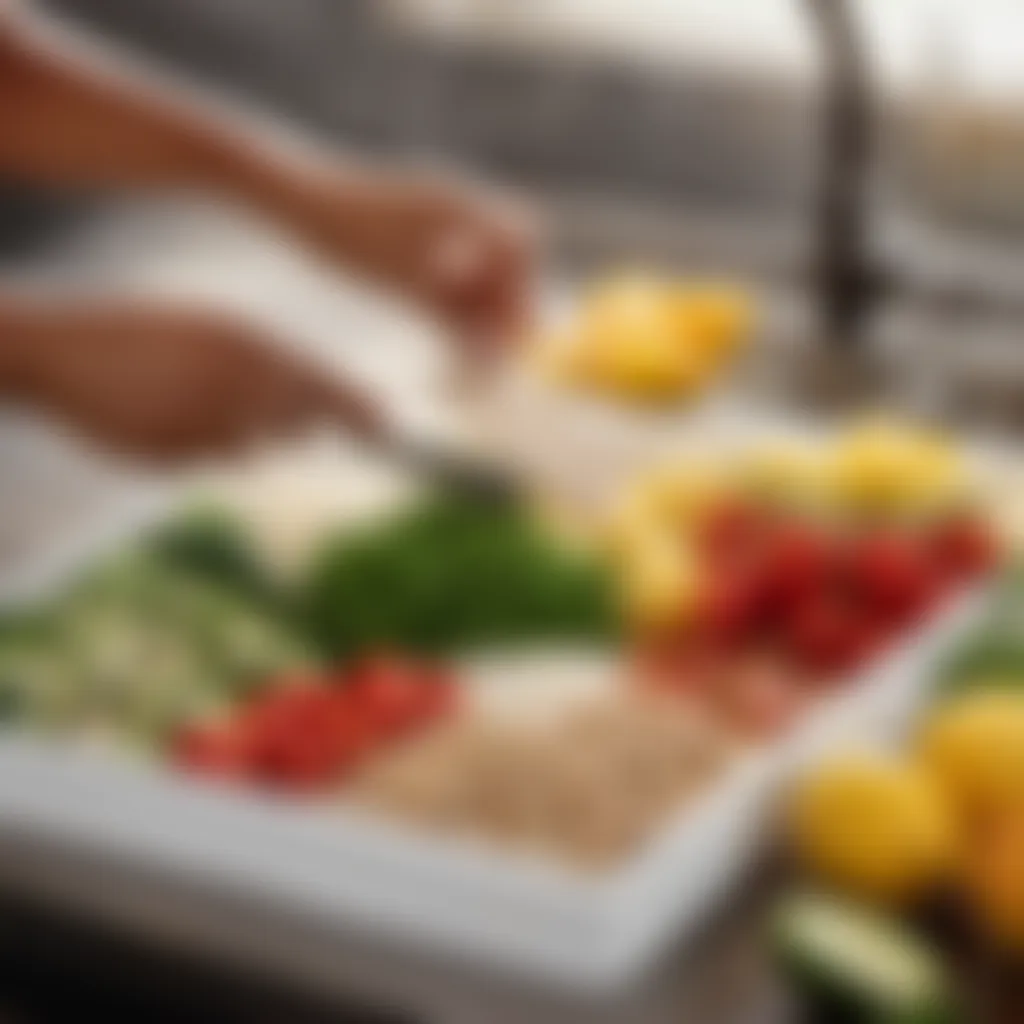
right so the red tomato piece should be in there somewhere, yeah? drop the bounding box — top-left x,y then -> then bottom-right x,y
322,688 -> 376,763
172,723 -> 246,777
760,522 -> 835,608
845,531 -> 936,620
697,501 -> 768,564
257,726 -> 340,791
929,516 -> 1000,580
349,655 -> 436,736
787,596 -> 877,677
694,568 -> 764,646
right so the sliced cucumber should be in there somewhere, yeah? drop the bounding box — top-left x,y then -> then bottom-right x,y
773,893 -> 955,1024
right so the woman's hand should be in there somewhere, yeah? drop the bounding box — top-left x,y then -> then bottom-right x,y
1,299 -> 381,462
0,7 -> 536,353
270,168 -> 536,354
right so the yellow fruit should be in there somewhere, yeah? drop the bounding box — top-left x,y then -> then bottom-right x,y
671,284 -> 753,364
919,692 -> 1024,824
791,751 -> 958,906
619,531 -> 700,634
579,273 -> 711,401
963,814 -> 1024,953
604,485 -> 670,562
830,420 -> 966,517
594,330 -> 706,402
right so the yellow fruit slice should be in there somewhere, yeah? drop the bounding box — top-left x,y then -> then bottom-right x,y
619,530 -> 700,635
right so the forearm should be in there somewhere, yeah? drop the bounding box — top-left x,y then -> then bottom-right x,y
0,3 -> 344,217
0,290 -> 50,397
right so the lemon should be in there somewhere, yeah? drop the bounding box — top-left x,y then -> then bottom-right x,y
791,751 -> 958,907
604,483 -> 671,562
671,283 -> 753,365
578,273 -> 712,401
919,691 -> 1024,824
830,420 -> 966,517
592,330 -> 705,402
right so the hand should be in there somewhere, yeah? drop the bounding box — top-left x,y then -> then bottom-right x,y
4,300 -> 381,462
279,169 -> 536,354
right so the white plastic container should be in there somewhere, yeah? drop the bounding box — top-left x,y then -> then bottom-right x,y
0,493 -> 990,991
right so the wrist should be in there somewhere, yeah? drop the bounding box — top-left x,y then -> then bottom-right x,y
229,143 -> 373,254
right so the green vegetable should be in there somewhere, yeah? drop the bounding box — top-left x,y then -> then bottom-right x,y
773,893 -> 956,1024
939,569 -> 1024,697
0,546 -> 311,746
147,507 -> 281,611
302,493 -> 619,657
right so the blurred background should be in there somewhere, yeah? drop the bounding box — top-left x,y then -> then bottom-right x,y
8,0 -> 1024,395
12,0 -> 1024,254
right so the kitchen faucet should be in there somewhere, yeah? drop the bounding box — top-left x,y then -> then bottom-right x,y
803,0 -> 884,347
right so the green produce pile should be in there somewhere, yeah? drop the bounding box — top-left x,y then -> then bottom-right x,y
0,519 -> 310,749
0,494 -> 620,748
940,565 -> 1024,697
302,493 -> 620,657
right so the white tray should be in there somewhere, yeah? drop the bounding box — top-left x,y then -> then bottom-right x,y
0,498 -> 991,991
